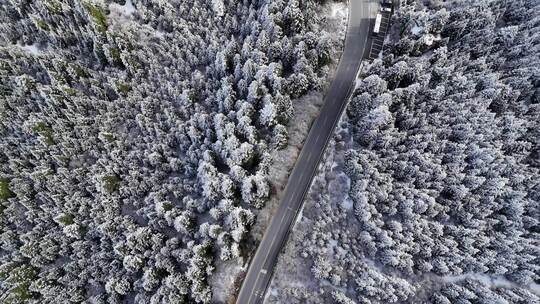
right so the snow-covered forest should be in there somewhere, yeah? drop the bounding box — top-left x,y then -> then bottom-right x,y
0,0 -> 341,302
269,0 -> 540,303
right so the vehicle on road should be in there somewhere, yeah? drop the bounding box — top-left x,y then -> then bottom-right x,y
374,13 -> 382,34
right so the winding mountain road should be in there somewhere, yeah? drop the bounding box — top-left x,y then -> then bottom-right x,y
236,1 -> 376,303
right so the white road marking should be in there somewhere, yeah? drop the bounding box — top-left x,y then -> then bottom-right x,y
248,273 -> 263,303
257,202 -> 290,295
290,188 -> 297,199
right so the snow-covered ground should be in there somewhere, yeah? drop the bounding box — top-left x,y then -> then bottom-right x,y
442,273 -> 540,294
210,260 -> 245,303
16,43 -> 43,55
110,0 -> 136,16
330,1 -> 348,24
327,1 -> 349,56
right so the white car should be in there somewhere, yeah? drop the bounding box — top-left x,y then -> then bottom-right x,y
373,13 -> 382,34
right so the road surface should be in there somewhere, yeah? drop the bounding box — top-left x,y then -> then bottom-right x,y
236,1 -> 376,303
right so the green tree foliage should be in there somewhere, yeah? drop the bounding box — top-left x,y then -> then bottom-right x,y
0,179 -> 15,201
85,2 -> 108,33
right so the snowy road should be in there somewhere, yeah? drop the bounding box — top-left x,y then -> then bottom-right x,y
236,1 -> 377,303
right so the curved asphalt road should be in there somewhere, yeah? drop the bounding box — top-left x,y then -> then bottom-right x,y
236,1 -> 375,303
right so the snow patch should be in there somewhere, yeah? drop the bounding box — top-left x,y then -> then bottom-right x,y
531,283 -> 540,295
411,25 -> 423,35
109,0 -> 136,20
333,172 -> 353,211
268,286 -> 278,297
328,239 -> 338,250
423,33 -> 441,46
209,260 -> 243,303
212,0 -> 225,17
120,0 -> 136,14
355,77 -> 363,89
263,285 -> 273,303
155,30 -> 165,38
341,196 -> 353,210
330,2 -> 348,20
442,273 -> 540,295
17,43 -> 43,55
295,203 -> 305,225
